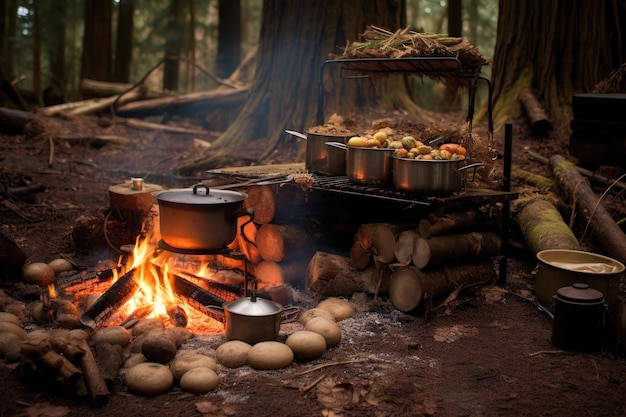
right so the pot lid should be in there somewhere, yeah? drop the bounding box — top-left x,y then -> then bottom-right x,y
225,294 -> 282,316
156,184 -> 247,205
556,283 -> 604,304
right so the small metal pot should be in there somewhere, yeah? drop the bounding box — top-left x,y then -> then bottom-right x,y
285,130 -> 351,174
222,293 -> 284,344
346,145 -> 396,186
155,184 -> 253,250
392,157 -> 483,194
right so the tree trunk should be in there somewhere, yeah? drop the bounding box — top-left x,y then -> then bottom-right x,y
549,154 -> 626,265
208,0 -> 407,161
217,0 -> 242,78
112,0 -> 134,83
492,1 -> 624,136
81,0 -> 112,84
163,0 -> 185,92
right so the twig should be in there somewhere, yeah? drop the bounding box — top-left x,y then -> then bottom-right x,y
288,358 -> 369,377
48,136 -> 54,167
300,374 -> 327,392
528,350 -> 574,357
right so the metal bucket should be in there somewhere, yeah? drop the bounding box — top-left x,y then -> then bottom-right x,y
536,249 -> 624,309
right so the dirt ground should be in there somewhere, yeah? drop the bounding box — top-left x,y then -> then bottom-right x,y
1,110 -> 626,417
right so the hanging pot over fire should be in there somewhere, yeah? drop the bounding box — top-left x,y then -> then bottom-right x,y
155,184 -> 253,251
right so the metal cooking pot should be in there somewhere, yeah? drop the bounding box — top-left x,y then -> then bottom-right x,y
392,157 -> 483,194
155,184 -> 253,250
285,130 -> 351,174
207,293 -> 300,345
345,145 -> 395,186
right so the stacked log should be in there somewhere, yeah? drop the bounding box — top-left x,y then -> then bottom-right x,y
306,208 -> 500,312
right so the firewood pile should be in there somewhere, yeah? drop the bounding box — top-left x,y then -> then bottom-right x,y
333,25 -> 491,86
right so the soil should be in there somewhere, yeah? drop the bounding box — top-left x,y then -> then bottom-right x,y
1,110 -> 626,417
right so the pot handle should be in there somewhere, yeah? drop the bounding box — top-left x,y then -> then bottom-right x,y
457,162 -> 484,183
280,306 -> 301,323
193,183 -> 210,195
202,305 -> 226,323
233,207 -> 255,244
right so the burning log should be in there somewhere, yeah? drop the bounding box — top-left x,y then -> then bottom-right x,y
79,268 -> 138,330
412,232 -> 501,269
306,251 -> 390,297
171,275 -> 227,322
56,268 -> 117,295
417,210 -> 481,238
388,260 -> 495,313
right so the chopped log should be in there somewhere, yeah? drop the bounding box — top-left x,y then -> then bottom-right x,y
252,258 -> 310,290
350,223 -> 412,267
417,210 -> 480,238
71,335 -> 109,406
519,88 -> 552,134
394,229 -> 419,266
549,155 -> 626,265
243,185 -> 276,225
511,169 -> 557,192
236,218 -> 262,264
306,251 -> 390,297
255,223 -> 310,262
388,260 -> 495,313
412,232 -> 501,269
94,342 -> 125,390
514,198 -> 580,254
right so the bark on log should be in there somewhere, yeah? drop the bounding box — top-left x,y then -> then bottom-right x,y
255,223 -> 310,262
519,88 -> 552,134
0,106 -> 36,131
388,260 -> 495,313
412,232 -> 501,269
511,169 -> 557,192
72,337 -> 109,406
417,210 -> 480,238
550,154 -> 626,264
94,342 -> 125,390
306,251 -> 390,297
243,185 -> 276,225
515,198 -> 580,254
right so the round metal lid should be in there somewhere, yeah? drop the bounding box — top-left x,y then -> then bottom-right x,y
225,295 -> 282,316
556,283 -> 604,304
155,184 -> 247,205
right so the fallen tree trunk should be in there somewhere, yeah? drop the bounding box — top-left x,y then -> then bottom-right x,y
306,251 -> 390,297
549,155 -> 626,264
519,88 -> 552,134
388,260 -> 495,313
514,197 -> 580,254
412,232 -> 501,269
511,169 -> 557,192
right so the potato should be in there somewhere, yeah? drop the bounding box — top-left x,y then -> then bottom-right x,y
170,353 -> 217,381
317,298 -> 356,321
125,362 -> 173,396
0,321 -> 25,339
216,340 -> 251,368
179,367 -> 219,394
93,326 -> 132,347
22,262 -> 56,286
285,330 -> 326,360
0,312 -> 20,326
141,331 -> 177,363
298,308 -> 334,326
304,317 -> 341,348
48,258 -> 73,275
248,341 -> 294,370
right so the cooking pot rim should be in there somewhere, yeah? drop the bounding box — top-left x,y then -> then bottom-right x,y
223,296 -> 283,316
155,185 -> 248,205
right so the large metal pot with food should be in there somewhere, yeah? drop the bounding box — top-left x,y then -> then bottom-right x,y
345,145 -> 396,186
392,157 -> 483,194
285,130 -> 352,174
155,184 -> 253,250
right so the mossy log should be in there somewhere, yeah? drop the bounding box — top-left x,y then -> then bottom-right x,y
511,169 -> 557,192
515,198 -> 580,254
550,154 -> 626,264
